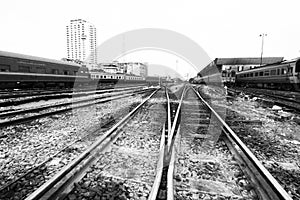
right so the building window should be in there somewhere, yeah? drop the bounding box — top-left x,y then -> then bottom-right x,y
259,71 -> 264,76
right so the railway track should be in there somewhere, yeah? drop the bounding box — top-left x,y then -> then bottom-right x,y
1,88 -> 163,200
149,85 -> 184,200
151,85 -> 292,200
20,87 -> 166,200
0,85 -> 147,108
0,84 -> 148,100
2,84 -> 293,200
0,87 -> 154,129
228,87 -> 300,112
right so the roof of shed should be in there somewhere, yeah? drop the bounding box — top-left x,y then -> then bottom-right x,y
214,57 -> 284,65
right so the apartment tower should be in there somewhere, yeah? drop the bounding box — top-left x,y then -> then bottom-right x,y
66,19 -> 97,64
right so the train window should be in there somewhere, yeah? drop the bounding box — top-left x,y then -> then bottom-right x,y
246,73 -> 249,77
100,76 -> 103,78
255,72 -> 258,76
277,69 -> 280,75
259,71 -> 264,76
287,67 -> 293,75
270,70 -> 276,75
19,66 -> 30,73
264,71 -> 270,76
64,70 -> 69,75
281,68 -> 287,75
250,73 -> 253,77
296,60 -> 300,72
36,67 -> 45,73
0,64 -> 10,72
221,71 -> 226,77
104,76 -> 106,78
52,69 -> 59,74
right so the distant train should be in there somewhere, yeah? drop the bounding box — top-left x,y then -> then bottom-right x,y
191,58 -> 300,91
234,59 -> 300,90
0,51 -> 163,89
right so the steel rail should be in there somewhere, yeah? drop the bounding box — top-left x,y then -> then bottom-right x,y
148,125 -> 166,200
167,125 -> 180,200
192,86 -> 292,200
228,88 -> 299,104
165,87 -> 172,140
149,85 -> 185,200
0,88 -> 154,128
0,85 -> 146,107
167,85 -> 186,152
25,89 -> 159,200
0,85 -> 147,100
0,86 -> 148,118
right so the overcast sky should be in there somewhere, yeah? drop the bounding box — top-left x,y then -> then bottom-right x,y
1,0 -> 300,78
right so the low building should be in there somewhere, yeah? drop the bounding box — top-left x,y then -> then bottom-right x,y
125,62 -> 148,77
94,62 -> 148,76
214,57 -> 284,72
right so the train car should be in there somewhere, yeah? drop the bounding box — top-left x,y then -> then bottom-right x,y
196,59 -> 223,86
0,50 -> 172,90
221,69 -> 236,86
90,71 -> 149,88
0,51 -> 89,89
195,57 -> 285,87
235,58 -> 300,91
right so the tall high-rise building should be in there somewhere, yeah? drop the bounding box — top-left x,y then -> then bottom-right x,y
66,19 -> 97,64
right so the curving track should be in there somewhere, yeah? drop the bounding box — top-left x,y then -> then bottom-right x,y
152,85 -> 292,200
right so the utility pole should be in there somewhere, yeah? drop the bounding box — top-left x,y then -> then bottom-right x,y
259,33 -> 267,66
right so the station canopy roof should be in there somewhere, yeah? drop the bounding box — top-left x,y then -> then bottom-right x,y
214,57 -> 284,66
